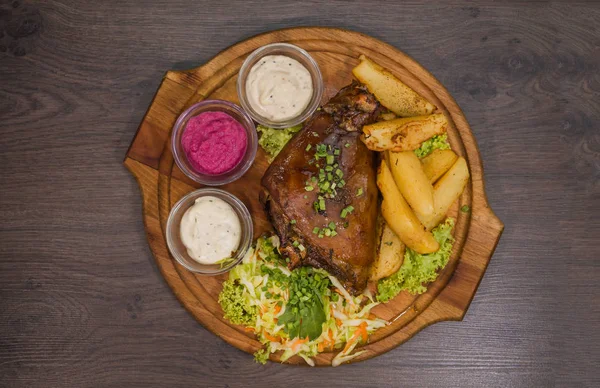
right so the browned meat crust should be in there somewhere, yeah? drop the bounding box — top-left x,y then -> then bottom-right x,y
260,82 -> 381,295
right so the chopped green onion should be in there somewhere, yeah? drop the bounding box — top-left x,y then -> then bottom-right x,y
303,195 -> 307,199
305,185 -> 314,192
298,244 -> 305,252
330,230 -> 338,237
321,181 -> 330,191
328,221 -> 336,230
338,179 -> 345,187
324,228 -> 331,237
357,188 -> 364,197
327,172 -> 333,181
334,149 -> 340,156
325,165 -> 333,172
326,155 -> 335,165
290,219 -> 297,224
319,198 -> 326,210
292,240 -> 300,247
312,227 -> 320,234
345,143 -> 350,148
305,144 -> 312,152
341,205 -> 354,219
335,169 -> 343,178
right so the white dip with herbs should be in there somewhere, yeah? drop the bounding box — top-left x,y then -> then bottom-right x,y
245,55 -> 313,122
180,196 -> 241,264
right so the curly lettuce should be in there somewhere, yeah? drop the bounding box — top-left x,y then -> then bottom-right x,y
377,218 -> 455,302
254,348 -> 269,365
257,124 -> 302,161
414,134 -> 451,158
218,279 -> 257,326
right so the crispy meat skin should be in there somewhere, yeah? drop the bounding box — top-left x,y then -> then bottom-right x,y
260,82 -> 381,294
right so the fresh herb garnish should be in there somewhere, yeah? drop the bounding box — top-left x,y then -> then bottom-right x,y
277,267 -> 332,340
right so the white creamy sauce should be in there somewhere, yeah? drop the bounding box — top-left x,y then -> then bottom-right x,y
179,196 -> 241,265
245,55 -> 313,122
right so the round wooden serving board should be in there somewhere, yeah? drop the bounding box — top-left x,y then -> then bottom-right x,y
124,27 -> 504,366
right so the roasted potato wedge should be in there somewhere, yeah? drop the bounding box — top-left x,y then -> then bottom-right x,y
352,55 -> 435,117
377,160 -> 439,254
418,157 -> 470,230
379,111 -> 398,121
370,222 -> 405,281
387,150 -> 434,219
361,113 -> 448,152
421,149 -> 458,183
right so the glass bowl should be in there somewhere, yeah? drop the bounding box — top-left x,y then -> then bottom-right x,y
165,188 -> 253,275
237,43 -> 324,129
171,100 -> 258,186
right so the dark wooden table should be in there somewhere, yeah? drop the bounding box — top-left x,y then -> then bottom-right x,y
1,1 -> 598,387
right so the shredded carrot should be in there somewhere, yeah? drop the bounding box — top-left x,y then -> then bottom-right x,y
342,322 -> 368,354
335,318 -> 342,327
368,313 -> 377,320
274,305 -> 282,315
318,343 -> 325,352
359,322 -> 368,342
263,331 -> 281,343
244,327 -> 255,333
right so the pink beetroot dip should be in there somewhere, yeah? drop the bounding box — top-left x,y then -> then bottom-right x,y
181,111 -> 248,175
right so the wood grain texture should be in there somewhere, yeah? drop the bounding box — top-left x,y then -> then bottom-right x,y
0,0 -> 598,387
124,27 -> 503,366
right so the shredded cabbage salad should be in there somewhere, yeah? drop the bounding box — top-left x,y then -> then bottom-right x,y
218,235 -> 386,366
